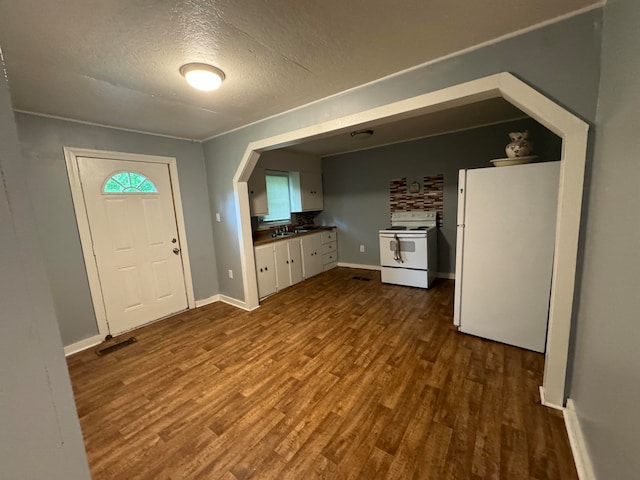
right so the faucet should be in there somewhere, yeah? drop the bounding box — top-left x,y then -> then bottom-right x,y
271,225 -> 293,237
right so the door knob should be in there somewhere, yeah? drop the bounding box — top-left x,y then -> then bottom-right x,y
173,248 -> 180,255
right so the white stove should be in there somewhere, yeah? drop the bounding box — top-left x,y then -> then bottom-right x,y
379,211 -> 438,288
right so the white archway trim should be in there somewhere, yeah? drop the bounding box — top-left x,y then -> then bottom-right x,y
64,147 -> 196,340
233,72 -> 588,409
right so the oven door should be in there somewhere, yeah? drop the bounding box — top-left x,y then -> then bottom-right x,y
379,233 -> 428,269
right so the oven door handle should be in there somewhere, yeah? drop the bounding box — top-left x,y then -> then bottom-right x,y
393,233 -> 404,263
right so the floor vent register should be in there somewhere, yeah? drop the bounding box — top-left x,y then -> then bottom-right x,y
95,337 -> 137,356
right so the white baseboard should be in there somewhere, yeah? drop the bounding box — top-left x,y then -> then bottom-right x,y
64,334 -> 103,357
196,293 -> 257,311
337,262 -> 381,271
218,294 -> 258,311
437,272 -> 455,279
564,399 -> 597,480
64,295 -> 255,356
195,294 -> 221,308
539,386 -> 564,411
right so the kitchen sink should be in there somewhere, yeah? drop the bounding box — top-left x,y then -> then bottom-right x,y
271,231 -> 297,238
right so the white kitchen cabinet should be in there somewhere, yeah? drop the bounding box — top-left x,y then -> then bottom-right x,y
289,171 -> 323,212
274,239 -> 303,290
300,232 -> 323,278
320,229 -> 335,244
254,244 -> 276,299
248,167 -> 268,216
321,228 -> 338,271
321,241 -> 336,255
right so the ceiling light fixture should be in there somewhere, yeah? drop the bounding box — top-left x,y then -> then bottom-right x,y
350,129 -> 374,139
180,63 -> 225,92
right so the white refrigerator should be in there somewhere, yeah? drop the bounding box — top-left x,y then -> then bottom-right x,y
453,162 -> 560,353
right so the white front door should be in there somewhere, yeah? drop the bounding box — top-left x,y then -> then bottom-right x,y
77,157 -> 188,336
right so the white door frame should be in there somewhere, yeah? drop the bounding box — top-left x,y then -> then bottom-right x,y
64,147 -> 196,338
233,73 -> 588,409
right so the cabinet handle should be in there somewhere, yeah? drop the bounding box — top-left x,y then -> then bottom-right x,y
260,268 -> 263,272
291,259 -> 294,263
286,260 -> 289,264
265,267 -> 268,271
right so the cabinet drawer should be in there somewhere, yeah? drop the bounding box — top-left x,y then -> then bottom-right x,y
323,261 -> 338,271
321,241 -> 336,255
322,251 -> 337,265
321,229 -> 336,244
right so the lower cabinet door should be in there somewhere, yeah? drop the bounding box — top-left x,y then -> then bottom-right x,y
288,239 -> 303,285
301,233 -> 323,278
254,245 -> 276,299
274,241 -> 292,291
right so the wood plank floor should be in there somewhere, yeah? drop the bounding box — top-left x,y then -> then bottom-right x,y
67,268 -> 578,480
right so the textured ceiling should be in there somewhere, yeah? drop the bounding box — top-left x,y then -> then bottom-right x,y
287,98 -> 527,157
0,0 -> 598,140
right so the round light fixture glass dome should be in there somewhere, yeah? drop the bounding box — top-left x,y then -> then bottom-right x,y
180,63 -> 225,91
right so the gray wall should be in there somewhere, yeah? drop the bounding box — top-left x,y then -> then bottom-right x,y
203,9 -> 602,301
317,119 -> 561,272
568,0 -> 640,478
0,55 -> 90,479
256,149 -> 321,173
15,114 -> 219,346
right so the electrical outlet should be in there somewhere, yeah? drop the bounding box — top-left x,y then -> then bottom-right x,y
228,269 -> 233,279
216,213 -> 221,222
359,245 -> 365,253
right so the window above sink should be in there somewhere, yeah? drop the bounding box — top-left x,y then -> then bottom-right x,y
260,170 -> 292,228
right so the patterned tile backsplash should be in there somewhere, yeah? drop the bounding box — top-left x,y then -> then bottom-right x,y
389,174 -> 444,227
293,211 -> 320,225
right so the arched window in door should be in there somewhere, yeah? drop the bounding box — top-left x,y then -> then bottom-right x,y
103,171 -> 158,193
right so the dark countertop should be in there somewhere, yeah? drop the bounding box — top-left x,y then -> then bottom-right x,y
253,226 -> 336,246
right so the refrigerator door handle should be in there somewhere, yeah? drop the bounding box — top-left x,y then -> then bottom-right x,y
453,169 -> 467,327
